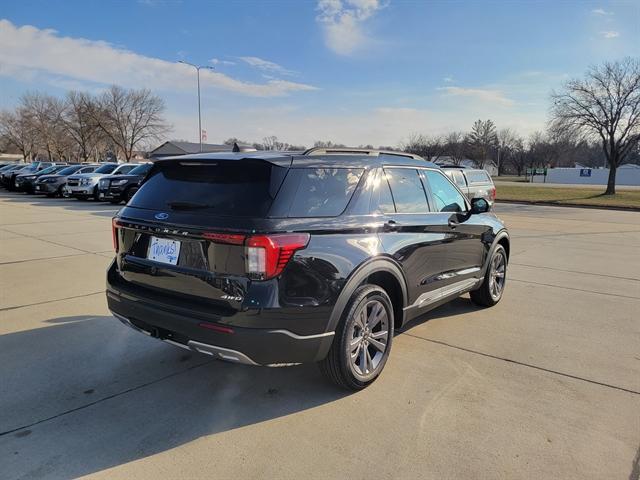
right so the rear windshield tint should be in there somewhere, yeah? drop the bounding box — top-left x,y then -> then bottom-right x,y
130,160 -> 287,217
465,171 -> 491,184
283,168 -> 363,217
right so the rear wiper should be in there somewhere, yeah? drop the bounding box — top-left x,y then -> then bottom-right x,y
168,201 -> 209,210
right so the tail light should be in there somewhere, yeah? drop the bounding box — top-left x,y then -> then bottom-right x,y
246,233 -> 310,280
202,231 -> 310,280
490,187 -> 496,201
112,218 -> 119,252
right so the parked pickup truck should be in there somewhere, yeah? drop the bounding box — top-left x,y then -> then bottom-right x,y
440,166 -> 496,205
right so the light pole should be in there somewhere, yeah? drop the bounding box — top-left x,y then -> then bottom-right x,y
179,61 -> 214,152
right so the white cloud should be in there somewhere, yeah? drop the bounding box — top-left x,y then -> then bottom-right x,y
238,56 -> 295,76
443,76 -> 454,83
600,30 -> 620,38
437,86 -> 515,106
0,20 -> 317,97
316,0 -> 385,55
591,8 -> 613,16
209,58 -> 236,66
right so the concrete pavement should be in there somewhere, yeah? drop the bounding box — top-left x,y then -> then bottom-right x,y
1,193 -> 639,480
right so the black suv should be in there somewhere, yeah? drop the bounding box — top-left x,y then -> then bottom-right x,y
107,148 -> 509,389
98,163 -> 152,204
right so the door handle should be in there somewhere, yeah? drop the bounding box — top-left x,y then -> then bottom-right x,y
448,219 -> 459,228
383,220 -> 400,231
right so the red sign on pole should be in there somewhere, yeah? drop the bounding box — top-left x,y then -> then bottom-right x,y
201,129 -> 207,142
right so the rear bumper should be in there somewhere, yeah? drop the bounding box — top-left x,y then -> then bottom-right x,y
106,284 -> 335,366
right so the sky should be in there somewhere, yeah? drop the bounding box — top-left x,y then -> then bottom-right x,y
1,0 -> 639,147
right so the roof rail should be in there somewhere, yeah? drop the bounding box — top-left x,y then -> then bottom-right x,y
438,164 -> 469,169
302,147 -> 422,160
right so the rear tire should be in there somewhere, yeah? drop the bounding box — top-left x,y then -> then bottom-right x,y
319,285 -> 393,390
470,245 -> 507,307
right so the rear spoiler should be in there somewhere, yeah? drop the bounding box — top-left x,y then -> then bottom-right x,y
152,152 -> 294,169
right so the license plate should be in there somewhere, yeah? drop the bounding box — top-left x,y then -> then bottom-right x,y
99,193 -> 104,198
147,236 -> 181,265
35,186 -> 40,191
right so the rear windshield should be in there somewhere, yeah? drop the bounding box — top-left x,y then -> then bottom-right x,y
465,170 -> 491,184
130,160 -> 287,217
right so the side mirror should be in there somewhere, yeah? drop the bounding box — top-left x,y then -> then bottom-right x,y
470,197 -> 490,214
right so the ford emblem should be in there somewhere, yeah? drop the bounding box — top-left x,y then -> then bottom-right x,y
154,212 -> 169,220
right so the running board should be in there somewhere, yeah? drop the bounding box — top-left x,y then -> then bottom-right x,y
404,278 -> 481,311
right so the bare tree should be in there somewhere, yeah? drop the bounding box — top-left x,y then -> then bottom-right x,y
63,91 -> 102,161
260,136 -> 303,151
20,92 -> 67,160
496,128 -> 520,175
0,108 -> 36,161
508,137 -> 528,176
313,140 -> 347,148
528,131 -> 568,171
550,57 -> 640,194
402,133 -> 446,162
89,86 -> 169,161
443,131 -> 466,165
466,119 -> 498,169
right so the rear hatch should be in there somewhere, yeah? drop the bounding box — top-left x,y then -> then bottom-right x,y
111,157 -> 295,314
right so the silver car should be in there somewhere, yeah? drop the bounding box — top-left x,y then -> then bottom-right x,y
441,167 -> 496,205
64,163 -> 139,200
34,164 -> 99,197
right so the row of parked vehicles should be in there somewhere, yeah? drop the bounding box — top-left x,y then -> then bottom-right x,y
0,161 -> 152,204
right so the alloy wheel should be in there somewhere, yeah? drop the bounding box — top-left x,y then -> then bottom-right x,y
488,251 -> 506,300
348,299 -> 390,380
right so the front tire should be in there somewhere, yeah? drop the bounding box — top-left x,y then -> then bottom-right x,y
319,285 -> 394,390
470,245 -> 507,307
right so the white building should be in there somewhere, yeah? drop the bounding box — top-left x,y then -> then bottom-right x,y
531,164 -> 640,186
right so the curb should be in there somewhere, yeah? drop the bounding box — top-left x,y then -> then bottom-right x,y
495,199 -> 640,212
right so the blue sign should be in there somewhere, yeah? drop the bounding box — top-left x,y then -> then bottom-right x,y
580,169 -> 592,177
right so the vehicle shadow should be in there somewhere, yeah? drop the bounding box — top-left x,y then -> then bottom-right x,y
0,315 -> 350,479
398,296 -> 480,333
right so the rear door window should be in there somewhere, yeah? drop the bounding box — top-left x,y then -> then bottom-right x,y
130,160 -> 287,217
465,170 -> 491,184
285,168 -> 363,217
384,168 -> 429,213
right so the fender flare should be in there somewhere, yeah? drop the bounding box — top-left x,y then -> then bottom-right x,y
480,229 -> 510,276
327,256 -> 409,332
